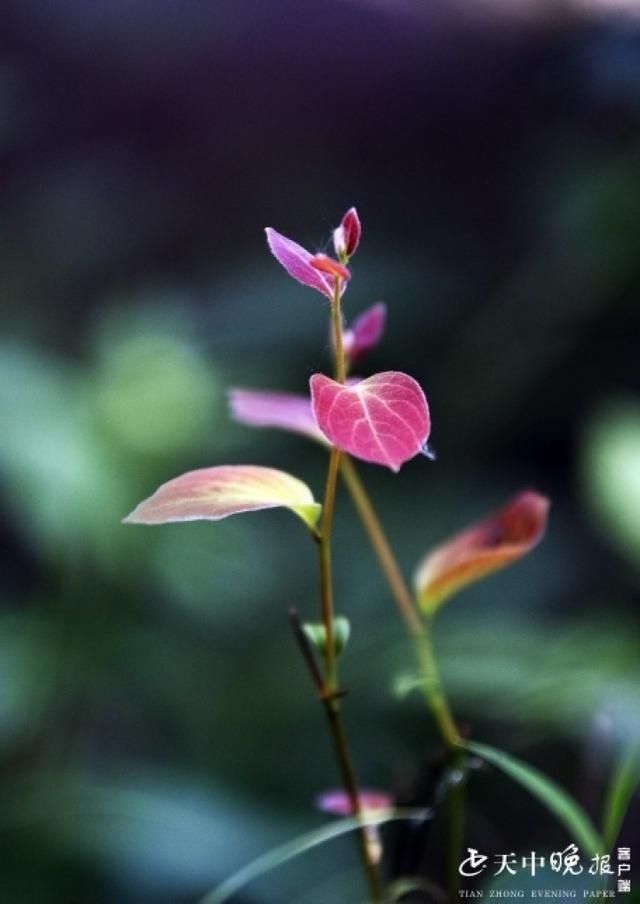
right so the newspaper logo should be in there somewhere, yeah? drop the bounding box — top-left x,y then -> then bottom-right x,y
458,845 -> 632,897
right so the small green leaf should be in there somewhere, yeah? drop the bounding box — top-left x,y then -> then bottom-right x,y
602,741 -> 640,851
392,672 -> 423,700
199,807 -> 428,904
302,621 -> 325,651
303,616 -> 351,656
333,617 -> 351,654
467,740 -> 603,857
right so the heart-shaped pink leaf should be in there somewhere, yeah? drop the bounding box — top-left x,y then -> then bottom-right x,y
343,302 -> 387,363
265,228 -> 337,300
228,388 -> 327,444
123,465 -> 321,529
310,371 -> 430,472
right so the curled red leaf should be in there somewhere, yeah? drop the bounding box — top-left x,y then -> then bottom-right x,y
414,490 -> 550,615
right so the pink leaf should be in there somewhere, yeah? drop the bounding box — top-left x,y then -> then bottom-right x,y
265,227 -> 334,300
343,302 -> 387,362
123,465 -> 321,529
310,371 -> 430,472
228,388 -> 327,444
333,207 -> 362,259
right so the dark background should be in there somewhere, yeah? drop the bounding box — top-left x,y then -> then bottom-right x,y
1,1 -> 639,901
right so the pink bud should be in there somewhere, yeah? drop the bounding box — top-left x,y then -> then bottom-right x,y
316,787 -> 390,866
316,789 -> 392,817
333,207 -> 361,260
343,302 -> 387,362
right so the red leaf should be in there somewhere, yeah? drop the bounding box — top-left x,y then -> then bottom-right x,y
310,371 -> 430,472
414,490 -> 550,614
310,254 -> 351,282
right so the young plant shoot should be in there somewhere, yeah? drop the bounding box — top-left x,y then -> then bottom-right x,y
124,210 -> 625,904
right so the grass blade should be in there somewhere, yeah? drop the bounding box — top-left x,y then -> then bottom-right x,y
467,740 -> 602,857
602,740 -> 640,850
199,807 -> 430,904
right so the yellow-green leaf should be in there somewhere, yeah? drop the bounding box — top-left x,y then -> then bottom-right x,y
123,465 -> 321,530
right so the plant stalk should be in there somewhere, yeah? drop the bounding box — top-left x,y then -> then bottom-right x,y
446,749 -> 467,902
331,286 -> 346,385
311,279 -> 383,902
339,455 -> 464,898
288,606 -> 383,902
339,456 -> 461,750
318,445 -> 341,691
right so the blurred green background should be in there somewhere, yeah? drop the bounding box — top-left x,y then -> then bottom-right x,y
1,1 -> 639,901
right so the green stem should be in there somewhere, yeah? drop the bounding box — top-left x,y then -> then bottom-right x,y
446,750 -> 467,901
331,287 -> 346,384
318,446 -> 341,691
312,279 -> 383,902
339,456 -> 461,750
289,606 -> 383,902
339,456 -> 464,898
322,697 -> 383,903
